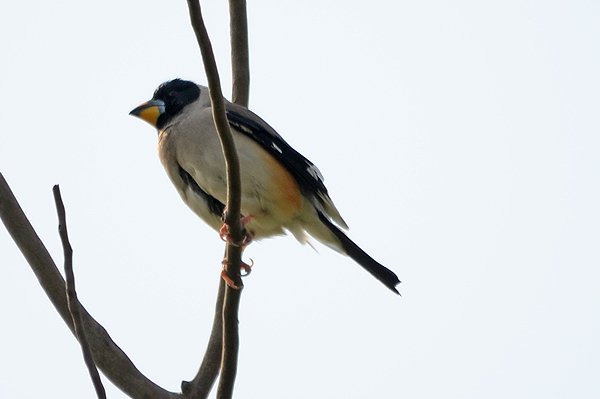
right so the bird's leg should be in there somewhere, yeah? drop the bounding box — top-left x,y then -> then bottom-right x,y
221,258 -> 254,290
220,215 -> 255,289
219,215 -> 254,249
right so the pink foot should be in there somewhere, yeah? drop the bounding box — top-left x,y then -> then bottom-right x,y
221,258 -> 254,289
219,215 -> 254,248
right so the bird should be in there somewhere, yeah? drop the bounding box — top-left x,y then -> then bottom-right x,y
130,79 -> 400,294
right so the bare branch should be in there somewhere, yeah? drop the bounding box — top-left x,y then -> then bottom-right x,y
0,173 -> 180,399
4,2 -> 252,398
186,0 -> 243,236
52,185 -> 106,399
182,278 -> 225,398
184,1 -> 251,396
220,3 -> 250,396
216,270 -> 242,399
229,0 -> 250,107
186,1 -> 245,398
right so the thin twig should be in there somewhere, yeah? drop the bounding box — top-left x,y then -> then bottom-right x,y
52,185 -> 107,399
229,0 -> 250,107
186,2 -> 244,399
0,173 -> 180,399
183,278 -> 225,398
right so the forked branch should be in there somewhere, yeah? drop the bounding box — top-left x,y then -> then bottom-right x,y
0,173 -> 180,399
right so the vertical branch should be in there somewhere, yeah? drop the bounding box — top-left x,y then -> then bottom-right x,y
229,0 -> 250,107
185,1 -> 243,240
186,1 -> 246,398
52,185 -> 106,399
183,278 -> 226,398
216,263 -> 242,399
219,1 -> 249,397
185,1 -> 250,396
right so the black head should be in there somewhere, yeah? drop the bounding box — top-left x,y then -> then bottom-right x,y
130,79 -> 201,130
152,79 -> 201,129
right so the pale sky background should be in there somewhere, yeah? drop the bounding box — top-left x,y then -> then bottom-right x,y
1,1 -> 599,398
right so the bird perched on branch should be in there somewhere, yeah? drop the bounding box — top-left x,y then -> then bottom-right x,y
130,79 -> 400,294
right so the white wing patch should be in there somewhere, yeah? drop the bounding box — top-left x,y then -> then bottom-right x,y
306,164 -> 324,182
237,123 -> 254,135
272,142 -> 283,153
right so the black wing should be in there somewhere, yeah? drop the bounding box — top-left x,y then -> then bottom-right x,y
178,164 -> 225,217
225,105 -> 329,204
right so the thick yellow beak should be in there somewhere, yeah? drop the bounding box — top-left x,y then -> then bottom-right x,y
129,99 -> 165,128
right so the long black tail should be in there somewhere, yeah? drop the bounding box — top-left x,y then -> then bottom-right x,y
317,212 -> 401,294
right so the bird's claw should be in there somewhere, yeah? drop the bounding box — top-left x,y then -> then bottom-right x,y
219,216 -> 254,248
220,258 -> 254,289
240,258 -> 254,276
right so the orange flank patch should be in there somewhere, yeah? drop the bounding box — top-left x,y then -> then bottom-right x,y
258,149 -> 303,219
